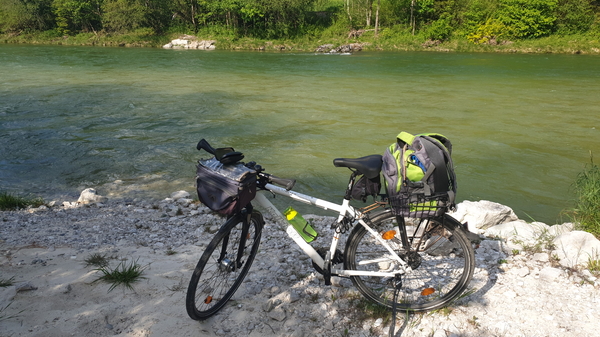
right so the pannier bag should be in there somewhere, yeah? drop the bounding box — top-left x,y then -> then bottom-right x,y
382,131 -> 457,218
351,175 -> 381,202
196,157 -> 257,215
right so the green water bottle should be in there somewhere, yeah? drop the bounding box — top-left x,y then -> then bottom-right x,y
283,207 -> 318,243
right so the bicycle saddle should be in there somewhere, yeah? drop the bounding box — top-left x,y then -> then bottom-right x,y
333,155 -> 382,179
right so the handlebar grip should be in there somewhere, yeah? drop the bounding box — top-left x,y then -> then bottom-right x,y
197,139 -> 216,155
266,174 -> 296,191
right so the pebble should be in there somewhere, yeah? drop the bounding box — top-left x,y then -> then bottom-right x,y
1,194 -> 599,337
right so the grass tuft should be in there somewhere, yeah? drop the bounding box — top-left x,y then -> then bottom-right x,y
84,253 -> 110,268
0,192 -> 44,211
0,276 -> 15,287
353,298 -> 391,323
0,301 -> 24,322
92,258 -> 147,292
570,154 -> 600,238
588,257 -> 600,276
0,276 -> 23,322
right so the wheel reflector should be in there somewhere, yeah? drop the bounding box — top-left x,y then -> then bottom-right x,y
382,230 -> 396,240
421,288 -> 435,296
204,296 -> 213,304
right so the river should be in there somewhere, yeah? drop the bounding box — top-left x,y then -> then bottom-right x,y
1,44 -> 599,224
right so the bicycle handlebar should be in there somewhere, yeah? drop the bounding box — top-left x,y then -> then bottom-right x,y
260,173 -> 296,191
196,138 -> 296,190
197,139 -> 216,155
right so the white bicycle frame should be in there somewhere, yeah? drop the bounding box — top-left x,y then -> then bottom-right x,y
253,183 -> 409,277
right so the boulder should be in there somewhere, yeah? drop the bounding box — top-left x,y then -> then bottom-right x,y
170,39 -> 189,46
547,222 -> 574,236
449,200 -> 519,232
77,188 -> 107,205
163,38 -> 215,50
315,44 -> 334,52
484,220 -> 550,252
552,231 -> 600,268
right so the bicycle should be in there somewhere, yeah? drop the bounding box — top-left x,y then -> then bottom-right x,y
186,139 -> 475,321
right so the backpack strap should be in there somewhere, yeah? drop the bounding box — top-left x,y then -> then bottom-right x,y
420,137 -> 449,193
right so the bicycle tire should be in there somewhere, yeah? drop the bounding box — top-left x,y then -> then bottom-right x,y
186,210 -> 263,320
344,211 -> 474,312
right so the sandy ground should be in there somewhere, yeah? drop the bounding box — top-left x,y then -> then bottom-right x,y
0,244 -> 221,337
2,218 -> 600,337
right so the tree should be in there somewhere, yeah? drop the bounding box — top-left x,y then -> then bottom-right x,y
102,0 -> 171,33
52,0 -> 102,34
0,0 -> 55,32
554,0 -> 594,34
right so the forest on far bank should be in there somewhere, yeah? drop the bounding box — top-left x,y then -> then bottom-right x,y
1,0 -> 600,52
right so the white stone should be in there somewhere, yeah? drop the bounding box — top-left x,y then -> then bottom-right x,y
539,267 -> 562,282
532,252 -> 549,262
516,267 -> 530,277
170,190 -> 190,199
267,307 -> 286,321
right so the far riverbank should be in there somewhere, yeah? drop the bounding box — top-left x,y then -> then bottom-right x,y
2,31 -> 600,55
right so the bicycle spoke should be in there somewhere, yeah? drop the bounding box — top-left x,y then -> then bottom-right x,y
345,211 -> 474,312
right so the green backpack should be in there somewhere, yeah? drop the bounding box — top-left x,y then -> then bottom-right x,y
382,131 -> 457,217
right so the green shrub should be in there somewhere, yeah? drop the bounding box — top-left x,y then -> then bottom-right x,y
467,18 -> 509,44
571,156 -> 600,238
423,15 -> 454,41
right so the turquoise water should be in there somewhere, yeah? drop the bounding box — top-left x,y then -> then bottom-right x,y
1,44 -> 599,223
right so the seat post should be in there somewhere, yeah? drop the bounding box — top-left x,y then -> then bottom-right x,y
344,170 -> 360,200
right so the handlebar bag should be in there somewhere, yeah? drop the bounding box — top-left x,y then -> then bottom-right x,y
196,158 -> 257,215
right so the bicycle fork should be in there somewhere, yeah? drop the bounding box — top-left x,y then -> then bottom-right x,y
218,209 -> 253,272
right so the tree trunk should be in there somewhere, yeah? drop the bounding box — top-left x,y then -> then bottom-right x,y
366,0 -> 372,27
191,2 -> 197,33
374,0 -> 380,37
347,0 -> 353,22
410,0 -> 416,35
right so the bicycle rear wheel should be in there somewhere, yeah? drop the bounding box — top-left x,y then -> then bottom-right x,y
344,211 -> 474,312
186,210 -> 263,320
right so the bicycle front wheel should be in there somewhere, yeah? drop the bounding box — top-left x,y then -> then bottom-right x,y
344,211 -> 474,312
186,210 -> 263,320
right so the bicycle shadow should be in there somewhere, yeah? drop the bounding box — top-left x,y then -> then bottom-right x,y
389,242 -> 505,337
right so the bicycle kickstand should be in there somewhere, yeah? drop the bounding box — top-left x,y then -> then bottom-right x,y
389,274 -> 403,337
